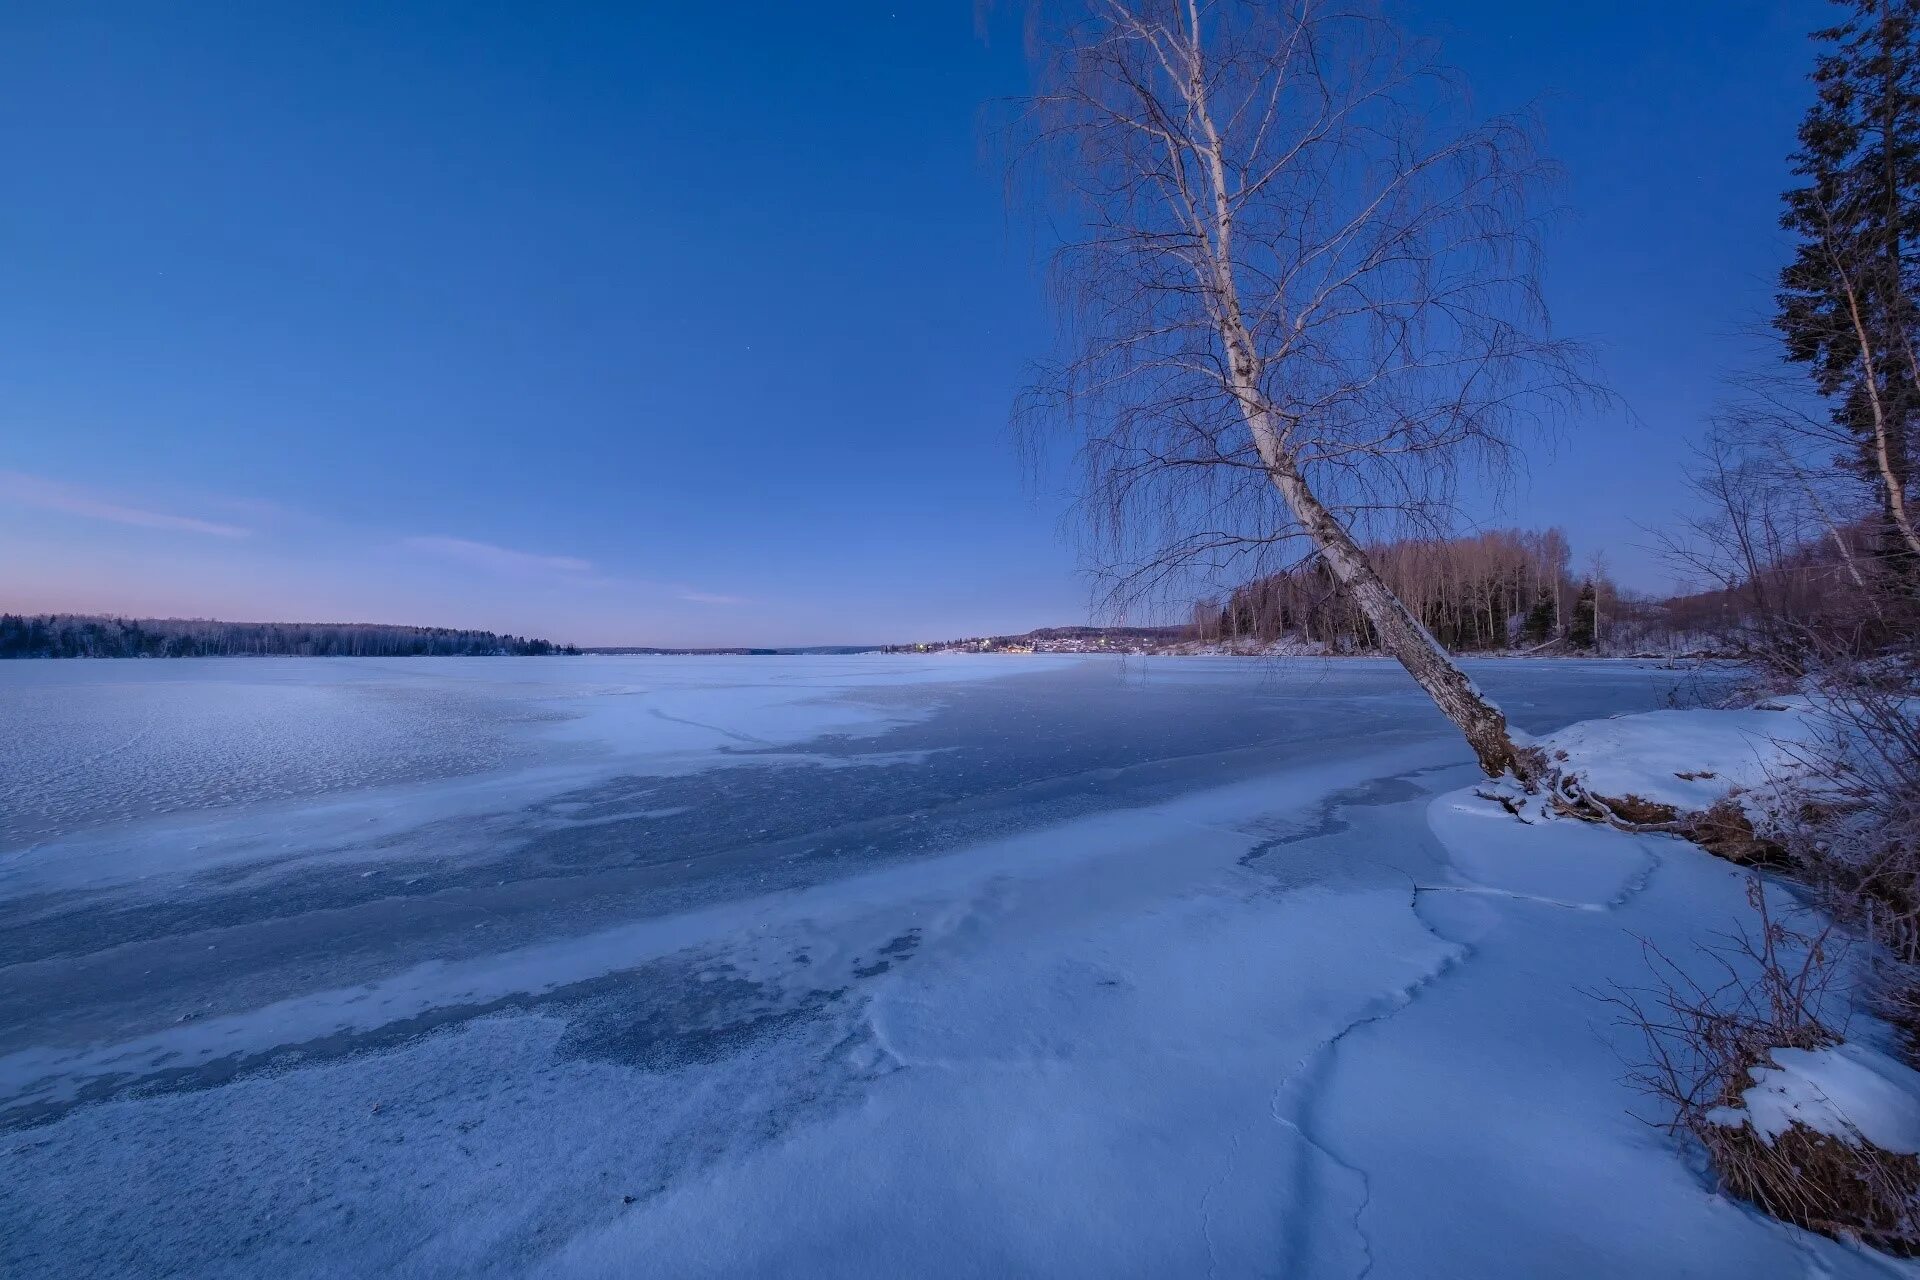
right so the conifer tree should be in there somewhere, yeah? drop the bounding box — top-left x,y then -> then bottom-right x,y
1568,582 -> 1598,650
1777,0 -> 1920,565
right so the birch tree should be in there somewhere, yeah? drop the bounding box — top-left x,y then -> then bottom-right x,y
1014,0 -> 1593,777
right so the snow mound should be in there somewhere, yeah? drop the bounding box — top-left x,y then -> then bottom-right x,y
1711,1042 -> 1920,1155
1538,702 -> 1826,817
1427,787 -> 1650,908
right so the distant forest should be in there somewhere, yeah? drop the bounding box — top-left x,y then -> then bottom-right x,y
1198,529 -> 1594,652
1195,528 -> 1717,656
0,614 -> 577,659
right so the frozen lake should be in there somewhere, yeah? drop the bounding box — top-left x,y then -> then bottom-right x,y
5,654 -> 1860,1278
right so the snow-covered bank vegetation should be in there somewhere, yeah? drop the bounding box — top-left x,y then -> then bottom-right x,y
1461,680 -> 1920,1252
1507,653 -> 1920,1252
1545,0 -> 1920,1234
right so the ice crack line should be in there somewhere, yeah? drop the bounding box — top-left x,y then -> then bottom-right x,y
645,707 -> 774,746
1606,833 -> 1666,909
1410,883 -> 1606,912
1267,882 -> 1474,1280
1199,1126 -> 1243,1280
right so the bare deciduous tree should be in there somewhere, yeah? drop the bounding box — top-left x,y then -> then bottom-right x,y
1206,525 -> 1575,653
1011,0 -> 1595,777
1811,196 -> 1920,560
1651,381 -> 1898,670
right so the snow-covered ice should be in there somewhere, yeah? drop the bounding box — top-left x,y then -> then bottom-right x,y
2,654 -> 1910,1277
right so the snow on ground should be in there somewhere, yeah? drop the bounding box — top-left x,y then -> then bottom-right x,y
1713,1043 -> 1920,1155
2,655 -> 1912,1277
1537,700 -> 1828,815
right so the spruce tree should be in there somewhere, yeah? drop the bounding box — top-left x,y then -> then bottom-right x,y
1568,581 -> 1598,650
1777,0 -> 1920,565
1521,592 -> 1557,647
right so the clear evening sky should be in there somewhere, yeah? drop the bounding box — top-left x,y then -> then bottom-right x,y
0,2 -> 1829,647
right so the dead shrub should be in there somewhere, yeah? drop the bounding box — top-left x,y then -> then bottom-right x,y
1598,880 -> 1920,1251
1762,666 -> 1920,1043
1603,879 -> 1840,1122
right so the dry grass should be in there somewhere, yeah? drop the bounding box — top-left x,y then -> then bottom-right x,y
1684,798 -> 1795,870
1599,792 -> 1686,827
1707,1118 -> 1920,1253
1600,881 -> 1920,1251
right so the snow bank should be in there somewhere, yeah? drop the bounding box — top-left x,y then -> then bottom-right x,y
1538,701 -> 1827,816
1353,776 -> 1907,1277
1711,1042 -> 1920,1155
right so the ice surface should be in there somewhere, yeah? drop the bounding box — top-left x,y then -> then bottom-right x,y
0,653 -> 1058,858
4,655 -> 1905,1278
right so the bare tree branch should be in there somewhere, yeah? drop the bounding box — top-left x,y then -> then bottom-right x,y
1011,0 -> 1601,777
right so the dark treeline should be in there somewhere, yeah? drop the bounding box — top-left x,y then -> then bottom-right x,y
1188,528 -> 1737,656
1657,507 -> 1904,663
0,614 -> 576,659
1195,529 -> 1606,652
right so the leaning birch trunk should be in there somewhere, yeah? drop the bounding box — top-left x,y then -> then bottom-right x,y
1188,52 -> 1527,780
1250,414 -> 1524,778
1212,273 -> 1527,777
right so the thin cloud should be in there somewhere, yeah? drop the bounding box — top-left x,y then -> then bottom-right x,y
403,536 -> 741,603
0,470 -> 251,538
403,535 -> 594,577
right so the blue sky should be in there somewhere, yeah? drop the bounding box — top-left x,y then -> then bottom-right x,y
0,1 -> 1829,646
